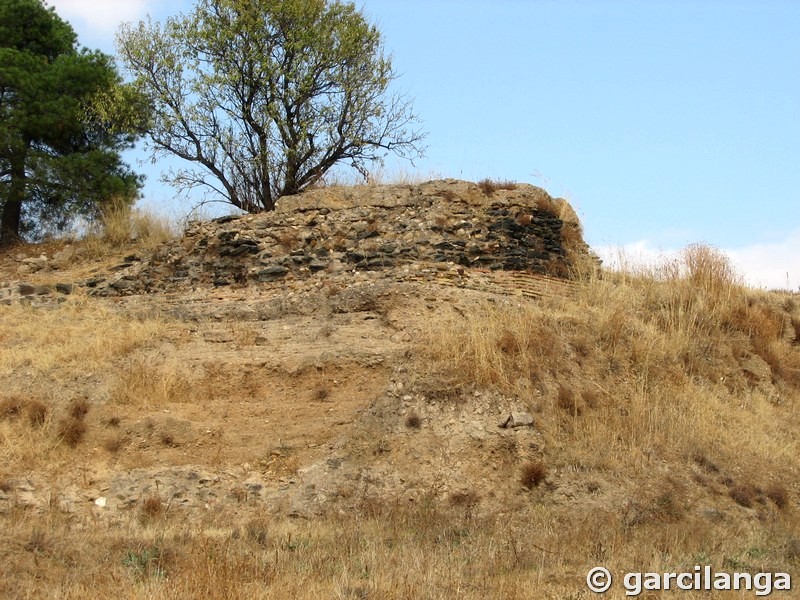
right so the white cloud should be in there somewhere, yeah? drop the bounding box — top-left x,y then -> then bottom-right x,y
594,230 -> 800,292
726,231 -> 800,291
47,0 -> 152,36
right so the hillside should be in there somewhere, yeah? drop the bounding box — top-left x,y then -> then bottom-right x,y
1,180 -> 799,599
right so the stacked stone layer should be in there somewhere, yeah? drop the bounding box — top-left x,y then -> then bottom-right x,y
94,179 -> 586,296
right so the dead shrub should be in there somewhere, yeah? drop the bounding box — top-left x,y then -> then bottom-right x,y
69,397 -> 90,420
449,490 -> 479,507
497,329 -> 521,356
312,383 -> 331,402
276,228 -> 299,250
765,483 -> 789,509
160,432 -> 178,447
139,495 -> 165,524
26,400 -> 48,427
681,243 -> 740,298
520,460 -> 548,490
556,385 -> 581,416
245,518 -> 270,546
405,411 -> 422,429
57,417 -> 87,448
791,317 -> 800,345
560,222 -> 585,253
477,178 -> 517,196
0,397 -> 24,420
104,433 -> 125,453
729,483 -> 757,508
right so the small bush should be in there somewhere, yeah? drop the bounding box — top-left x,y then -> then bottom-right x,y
520,460 -> 548,490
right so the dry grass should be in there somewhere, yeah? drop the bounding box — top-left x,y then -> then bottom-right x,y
419,243 -> 800,477
520,460 -> 548,489
138,495 -> 166,524
0,298 -> 166,383
477,178 -> 518,196
1,240 -> 799,598
0,298 -> 173,474
109,356 -> 193,408
404,411 -> 422,429
0,497 -> 795,599
80,198 -> 175,258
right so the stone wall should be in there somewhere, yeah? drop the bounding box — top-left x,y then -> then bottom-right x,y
93,179 -> 588,296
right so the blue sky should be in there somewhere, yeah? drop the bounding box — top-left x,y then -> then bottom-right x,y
48,0 -> 799,289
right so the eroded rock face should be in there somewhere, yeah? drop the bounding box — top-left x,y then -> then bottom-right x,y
92,179 -> 589,296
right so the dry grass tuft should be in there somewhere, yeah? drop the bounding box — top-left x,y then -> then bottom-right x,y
57,417 -> 87,448
26,400 -> 48,427
0,397 -> 24,420
449,490 -> 480,507
0,300 -> 168,383
68,397 -> 90,420
80,198 -> 174,257
404,411 -> 422,429
160,431 -> 178,448
110,356 -> 192,408
520,460 -> 548,489
245,517 -> 270,547
535,196 -> 562,217
477,178 -> 517,196
138,495 -> 165,524
312,383 -> 331,402
728,483 -> 758,508
103,433 -> 125,453
766,483 -> 790,509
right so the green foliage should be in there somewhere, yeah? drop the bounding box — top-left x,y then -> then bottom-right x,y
0,0 -> 143,244
122,545 -> 166,579
117,0 -> 426,213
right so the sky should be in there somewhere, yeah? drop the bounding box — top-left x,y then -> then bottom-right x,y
47,0 -> 799,290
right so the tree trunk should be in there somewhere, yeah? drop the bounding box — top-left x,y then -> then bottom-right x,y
0,155 -> 25,247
